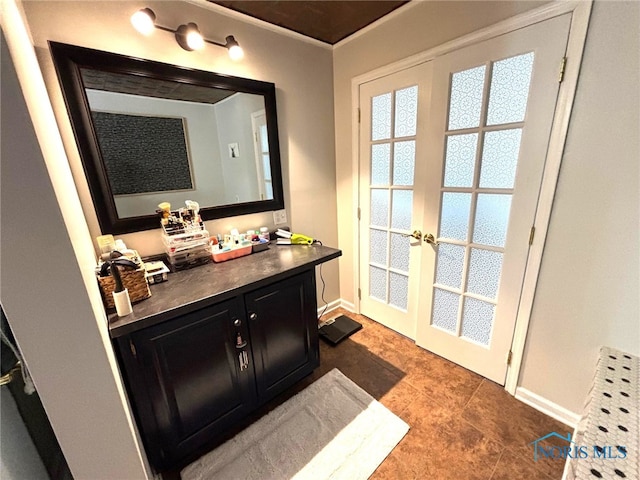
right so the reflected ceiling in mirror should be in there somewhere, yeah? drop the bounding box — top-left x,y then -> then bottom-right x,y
49,42 -> 284,235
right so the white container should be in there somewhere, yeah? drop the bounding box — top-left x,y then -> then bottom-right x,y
259,227 -> 270,242
113,289 -> 133,317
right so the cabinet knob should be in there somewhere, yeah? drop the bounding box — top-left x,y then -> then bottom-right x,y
233,318 -> 242,327
249,312 -> 258,321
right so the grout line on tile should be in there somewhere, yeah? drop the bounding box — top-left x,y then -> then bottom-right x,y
462,377 -> 485,410
487,447 -> 506,480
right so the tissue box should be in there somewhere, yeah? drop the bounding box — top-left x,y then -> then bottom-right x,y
98,268 -> 151,309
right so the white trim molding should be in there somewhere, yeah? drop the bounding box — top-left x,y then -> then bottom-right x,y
351,0 -> 593,395
516,387 -> 581,429
317,298 -> 343,319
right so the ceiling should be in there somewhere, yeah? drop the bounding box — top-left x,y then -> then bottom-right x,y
209,1 -> 410,45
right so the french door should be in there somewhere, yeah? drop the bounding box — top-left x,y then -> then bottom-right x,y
359,14 -> 571,383
359,63 -> 432,338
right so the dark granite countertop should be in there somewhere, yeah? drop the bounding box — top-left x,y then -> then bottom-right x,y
108,243 -> 341,338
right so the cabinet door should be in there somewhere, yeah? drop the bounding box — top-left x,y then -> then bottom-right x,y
123,298 -> 256,469
246,271 -> 319,401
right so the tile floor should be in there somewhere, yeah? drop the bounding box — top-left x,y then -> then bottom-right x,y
168,308 -> 573,479
304,308 -> 572,480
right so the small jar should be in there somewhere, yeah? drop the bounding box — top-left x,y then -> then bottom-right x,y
259,227 -> 270,242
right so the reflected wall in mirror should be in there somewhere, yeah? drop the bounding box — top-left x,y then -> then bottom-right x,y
49,41 -> 285,234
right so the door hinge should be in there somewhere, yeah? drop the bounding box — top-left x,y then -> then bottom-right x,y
357,288 -> 362,300
558,57 -> 567,83
129,340 -> 137,358
357,207 -> 361,220
528,226 -> 535,246
507,350 -> 513,365
358,108 -> 361,124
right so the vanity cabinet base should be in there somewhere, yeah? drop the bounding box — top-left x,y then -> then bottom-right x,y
114,270 -> 319,472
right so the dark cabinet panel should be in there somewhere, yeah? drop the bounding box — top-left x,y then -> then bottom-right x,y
120,297 -> 256,469
115,269 -> 322,472
246,271 -> 319,401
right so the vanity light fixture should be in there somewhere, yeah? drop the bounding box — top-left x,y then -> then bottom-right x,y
130,8 -> 244,61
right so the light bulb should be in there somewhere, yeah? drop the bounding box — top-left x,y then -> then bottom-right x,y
130,8 -> 155,36
228,44 -> 244,61
175,23 -> 204,51
186,29 -> 204,50
224,36 -> 244,61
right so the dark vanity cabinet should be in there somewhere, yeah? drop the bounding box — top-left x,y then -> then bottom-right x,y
246,272 -> 318,401
115,297 -> 258,469
110,246 -> 339,472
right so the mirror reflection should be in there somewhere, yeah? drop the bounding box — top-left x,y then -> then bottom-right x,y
81,69 -> 274,219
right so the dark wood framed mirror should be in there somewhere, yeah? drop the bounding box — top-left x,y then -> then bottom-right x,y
49,41 -> 285,235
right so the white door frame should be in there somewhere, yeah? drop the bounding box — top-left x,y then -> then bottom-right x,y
351,0 -> 592,394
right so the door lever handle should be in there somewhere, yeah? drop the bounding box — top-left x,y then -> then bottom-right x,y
423,233 -> 439,245
0,361 -> 21,387
402,230 -> 422,240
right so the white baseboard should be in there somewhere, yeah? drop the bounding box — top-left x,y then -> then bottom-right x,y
515,387 -> 581,429
317,298 -> 356,318
317,299 -> 342,317
339,299 -> 355,312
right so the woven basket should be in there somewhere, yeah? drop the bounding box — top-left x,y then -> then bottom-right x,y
98,267 -> 151,309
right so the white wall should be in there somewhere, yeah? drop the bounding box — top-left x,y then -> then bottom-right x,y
214,93 -> 265,203
518,0 -> 640,413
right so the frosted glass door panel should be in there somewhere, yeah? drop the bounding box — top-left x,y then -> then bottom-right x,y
486,53 -> 534,126
394,86 -> 418,138
448,65 -> 486,130
432,288 -> 460,333
369,229 -> 388,265
479,129 -> 522,188
391,190 -> 413,231
390,232 -> 410,272
370,189 -> 389,227
371,144 -> 391,185
389,272 -> 409,310
473,194 -> 512,248
461,298 -> 495,345
370,266 -> 387,302
439,193 -> 471,241
393,141 -> 416,185
435,243 -> 465,289
371,93 -> 392,141
444,134 -> 478,187
467,248 -> 503,299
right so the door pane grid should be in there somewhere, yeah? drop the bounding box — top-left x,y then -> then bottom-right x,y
368,85 -> 418,312
432,52 -> 534,346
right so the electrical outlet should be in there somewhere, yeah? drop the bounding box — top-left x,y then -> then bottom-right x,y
273,209 -> 287,225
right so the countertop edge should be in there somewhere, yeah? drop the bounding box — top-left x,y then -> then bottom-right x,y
108,245 -> 341,338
